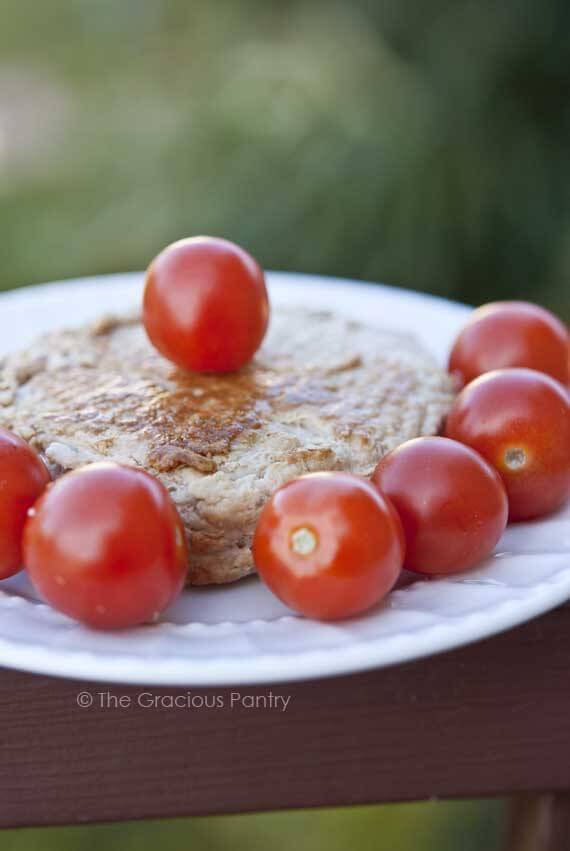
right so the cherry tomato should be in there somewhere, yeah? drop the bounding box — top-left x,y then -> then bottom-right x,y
0,428 -> 50,579
371,437 -> 508,575
252,472 -> 404,621
23,463 -> 188,629
445,369 -> 570,521
143,236 -> 269,373
449,301 -> 569,387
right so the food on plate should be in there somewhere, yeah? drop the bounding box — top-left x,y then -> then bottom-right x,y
0,307 -> 455,585
445,368 -> 570,521
23,463 -> 188,629
0,427 -> 50,579
0,272 -> 568,635
449,301 -> 569,387
253,472 -> 404,620
371,436 -> 508,575
143,236 -> 269,373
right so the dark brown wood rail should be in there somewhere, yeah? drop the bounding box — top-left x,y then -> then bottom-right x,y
0,604 -> 569,849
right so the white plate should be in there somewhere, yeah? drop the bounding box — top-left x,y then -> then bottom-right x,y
0,273 -> 568,686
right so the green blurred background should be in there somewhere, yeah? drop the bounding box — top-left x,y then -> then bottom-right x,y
0,0 -> 566,845
0,0 -> 568,318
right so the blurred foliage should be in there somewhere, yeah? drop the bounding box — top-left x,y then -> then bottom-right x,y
0,0 -> 568,317
0,799 -> 505,851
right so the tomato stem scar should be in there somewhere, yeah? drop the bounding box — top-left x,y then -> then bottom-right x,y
504,447 -> 526,470
290,526 -> 318,556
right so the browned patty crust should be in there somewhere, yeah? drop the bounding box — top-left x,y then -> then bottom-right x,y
0,308 -> 455,584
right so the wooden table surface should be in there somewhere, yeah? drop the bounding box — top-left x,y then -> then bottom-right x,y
0,603 -> 569,836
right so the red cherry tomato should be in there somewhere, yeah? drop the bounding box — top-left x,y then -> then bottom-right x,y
143,236 -> 269,373
371,437 -> 508,576
0,428 -> 50,579
252,472 -> 404,621
445,369 -> 570,521
449,301 -> 569,387
23,463 -> 188,629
